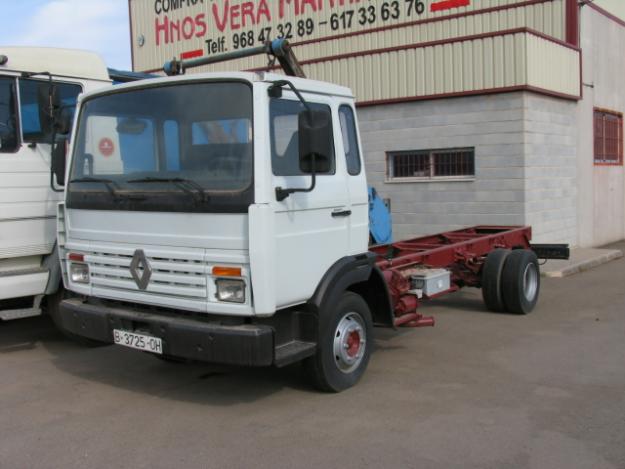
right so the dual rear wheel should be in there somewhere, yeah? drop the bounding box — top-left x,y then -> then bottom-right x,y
481,249 -> 540,314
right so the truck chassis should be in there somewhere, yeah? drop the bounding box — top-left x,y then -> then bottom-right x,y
372,225 -> 539,327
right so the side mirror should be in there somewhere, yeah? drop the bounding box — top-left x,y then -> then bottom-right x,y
51,137 -> 67,186
37,83 -> 60,136
298,109 -> 332,174
56,107 -> 73,135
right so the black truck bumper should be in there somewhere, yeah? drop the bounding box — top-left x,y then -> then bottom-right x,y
59,298 -> 275,367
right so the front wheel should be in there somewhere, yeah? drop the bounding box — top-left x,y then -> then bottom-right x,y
305,292 -> 373,392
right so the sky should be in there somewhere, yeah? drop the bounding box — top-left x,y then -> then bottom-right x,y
0,0 -> 132,70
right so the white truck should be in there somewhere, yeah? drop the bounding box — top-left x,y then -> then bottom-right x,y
54,41 -> 567,391
0,47 -> 150,325
0,47 -> 113,322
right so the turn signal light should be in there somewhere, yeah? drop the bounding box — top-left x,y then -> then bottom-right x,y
212,266 -> 241,277
68,253 -> 85,262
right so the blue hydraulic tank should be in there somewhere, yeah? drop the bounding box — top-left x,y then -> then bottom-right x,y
368,186 -> 393,245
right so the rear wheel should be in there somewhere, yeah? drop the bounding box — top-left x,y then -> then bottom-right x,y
501,250 -> 540,314
46,288 -> 107,347
481,249 -> 510,312
305,292 -> 373,392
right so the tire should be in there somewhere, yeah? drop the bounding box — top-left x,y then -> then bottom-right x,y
501,249 -> 541,314
46,288 -> 108,347
305,292 -> 373,392
481,249 -> 510,312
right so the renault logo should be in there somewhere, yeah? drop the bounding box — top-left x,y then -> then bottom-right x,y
129,249 -> 152,290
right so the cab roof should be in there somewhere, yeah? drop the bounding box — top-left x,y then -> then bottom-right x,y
80,71 -> 354,101
0,46 -> 110,82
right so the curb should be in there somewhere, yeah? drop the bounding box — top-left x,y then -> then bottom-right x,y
542,250 -> 623,278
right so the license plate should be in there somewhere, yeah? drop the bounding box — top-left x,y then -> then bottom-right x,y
113,329 -> 163,355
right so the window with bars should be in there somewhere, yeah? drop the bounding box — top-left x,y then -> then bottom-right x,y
594,109 -> 623,165
387,148 -> 475,181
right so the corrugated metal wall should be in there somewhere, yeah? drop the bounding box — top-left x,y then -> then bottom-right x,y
130,0 -> 579,101
526,33 -> 579,96
131,0 -> 566,71
303,31 -> 579,103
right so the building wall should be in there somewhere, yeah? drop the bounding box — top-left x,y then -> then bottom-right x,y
358,91 -> 578,244
130,0 -> 580,103
131,0 -> 569,73
306,29 -> 580,105
577,4 -> 625,247
357,93 -> 526,241
523,93 -> 577,244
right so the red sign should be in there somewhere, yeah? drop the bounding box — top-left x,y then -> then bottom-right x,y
98,138 -> 115,157
431,0 -> 471,12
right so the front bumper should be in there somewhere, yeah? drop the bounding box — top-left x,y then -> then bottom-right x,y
59,298 -> 274,366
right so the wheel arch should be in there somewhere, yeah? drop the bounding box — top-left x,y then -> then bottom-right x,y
43,242 -> 62,296
309,254 -> 394,328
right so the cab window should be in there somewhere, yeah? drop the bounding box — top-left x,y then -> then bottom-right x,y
339,105 -> 361,175
270,98 -> 335,176
0,77 -> 18,153
18,78 -> 81,143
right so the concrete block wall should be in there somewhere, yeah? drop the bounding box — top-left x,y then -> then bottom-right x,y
357,91 -> 579,245
523,93 -> 578,244
357,93 -> 527,241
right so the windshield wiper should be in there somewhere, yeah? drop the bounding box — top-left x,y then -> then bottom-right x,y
127,177 -> 208,203
69,177 -> 147,201
69,177 -> 120,198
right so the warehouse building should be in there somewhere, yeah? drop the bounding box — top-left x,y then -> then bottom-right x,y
128,0 -> 625,247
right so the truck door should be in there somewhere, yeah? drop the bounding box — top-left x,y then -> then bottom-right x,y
269,95 -> 350,309
338,104 -> 369,253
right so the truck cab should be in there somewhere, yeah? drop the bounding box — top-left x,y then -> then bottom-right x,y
0,47 -> 111,321
58,71 -> 390,391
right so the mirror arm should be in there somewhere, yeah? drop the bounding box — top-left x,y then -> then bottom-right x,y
275,155 -> 317,202
50,137 -> 66,193
268,80 -> 311,112
49,129 -> 63,193
275,171 -> 316,202
50,166 -> 63,193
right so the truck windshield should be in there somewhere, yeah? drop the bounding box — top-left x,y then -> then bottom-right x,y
67,81 -> 254,213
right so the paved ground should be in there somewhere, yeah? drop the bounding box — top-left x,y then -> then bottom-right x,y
542,246 -> 623,278
1,244 -> 625,469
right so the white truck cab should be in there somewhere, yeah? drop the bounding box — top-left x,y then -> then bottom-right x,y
58,67 -> 392,391
0,47 -> 111,321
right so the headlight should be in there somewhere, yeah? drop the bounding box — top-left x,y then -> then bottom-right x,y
70,263 -> 90,284
215,278 -> 245,303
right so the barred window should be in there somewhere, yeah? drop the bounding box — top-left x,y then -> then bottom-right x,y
387,148 -> 475,181
594,109 -> 623,165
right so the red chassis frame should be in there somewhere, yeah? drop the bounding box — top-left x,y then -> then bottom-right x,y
370,226 -> 532,327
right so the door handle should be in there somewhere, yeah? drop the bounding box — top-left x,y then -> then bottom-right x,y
332,209 -> 352,218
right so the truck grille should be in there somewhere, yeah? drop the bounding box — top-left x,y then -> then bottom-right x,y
86,250 -> 208,300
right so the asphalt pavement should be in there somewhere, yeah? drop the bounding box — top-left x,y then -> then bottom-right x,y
1,243 -> 624,469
